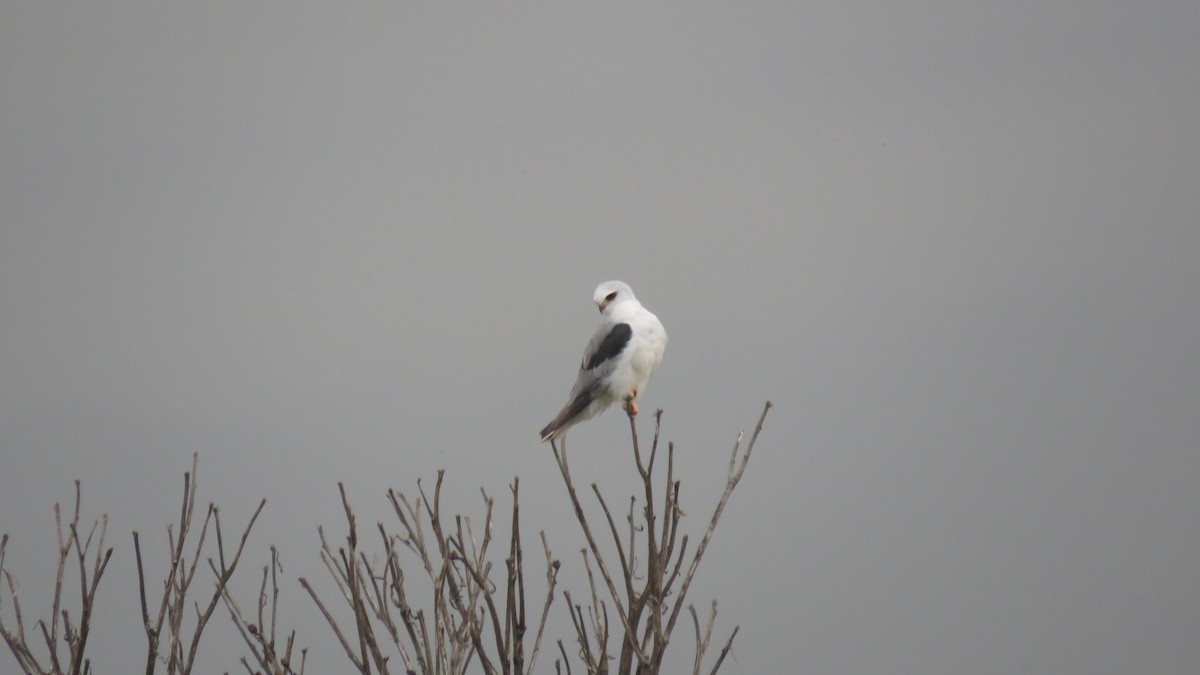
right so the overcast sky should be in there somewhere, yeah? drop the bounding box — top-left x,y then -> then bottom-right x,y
2,2 -> 1198,674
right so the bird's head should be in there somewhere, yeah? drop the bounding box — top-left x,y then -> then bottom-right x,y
593,280 -> 636,314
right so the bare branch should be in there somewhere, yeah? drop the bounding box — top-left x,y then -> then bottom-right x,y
661,402 -> 770,646
180,498 -> 265,674
688,601 -> 717,675
127,454 -> 269,675
219,546 -> 303,675
550,438 -> 642,666
1,483 -> 112,675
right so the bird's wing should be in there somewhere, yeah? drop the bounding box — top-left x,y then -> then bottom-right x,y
540,321 -> 633,441
565,321 -> 627,393
568,320 -> 632,403
582,322 -> 632,371
567,321 -> 631,398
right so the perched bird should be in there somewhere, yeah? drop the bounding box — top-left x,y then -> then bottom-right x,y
540,281 -> 668,443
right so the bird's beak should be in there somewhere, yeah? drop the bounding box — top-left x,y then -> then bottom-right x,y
597,301 -> 608,313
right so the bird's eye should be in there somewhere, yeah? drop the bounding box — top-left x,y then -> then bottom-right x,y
605,291 -> 618,302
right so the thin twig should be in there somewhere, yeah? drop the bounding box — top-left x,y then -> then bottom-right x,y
708,626 -> 739,675
524,532 -> 559,675
299,577 -> 364,671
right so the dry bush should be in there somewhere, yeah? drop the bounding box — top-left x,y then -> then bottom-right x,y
549,403 -> 770,674
301,476 -> 558,675
1,403 -> 771,675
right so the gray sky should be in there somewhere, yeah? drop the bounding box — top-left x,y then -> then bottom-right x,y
2,2 -> 1198,673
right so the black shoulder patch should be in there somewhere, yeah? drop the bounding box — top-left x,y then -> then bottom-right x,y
585,323 -> 632,370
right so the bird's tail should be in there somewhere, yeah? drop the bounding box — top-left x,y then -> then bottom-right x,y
539,424 -> 560,443
539,392 -> 593,442
539,411 -> 569,442
540,403 -> 571,441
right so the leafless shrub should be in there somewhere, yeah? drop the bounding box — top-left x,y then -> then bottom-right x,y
3,402 -> 771,675
0,482 -> 112,675
300,475 -> 559,675
549,401 -> 772,674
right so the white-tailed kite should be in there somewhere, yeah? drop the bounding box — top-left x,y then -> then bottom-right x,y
540,281 -> 668,442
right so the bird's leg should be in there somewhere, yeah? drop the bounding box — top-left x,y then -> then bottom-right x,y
623,391 -> 639,417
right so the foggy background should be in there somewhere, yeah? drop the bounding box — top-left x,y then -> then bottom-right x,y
2,2 -> 1198,673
